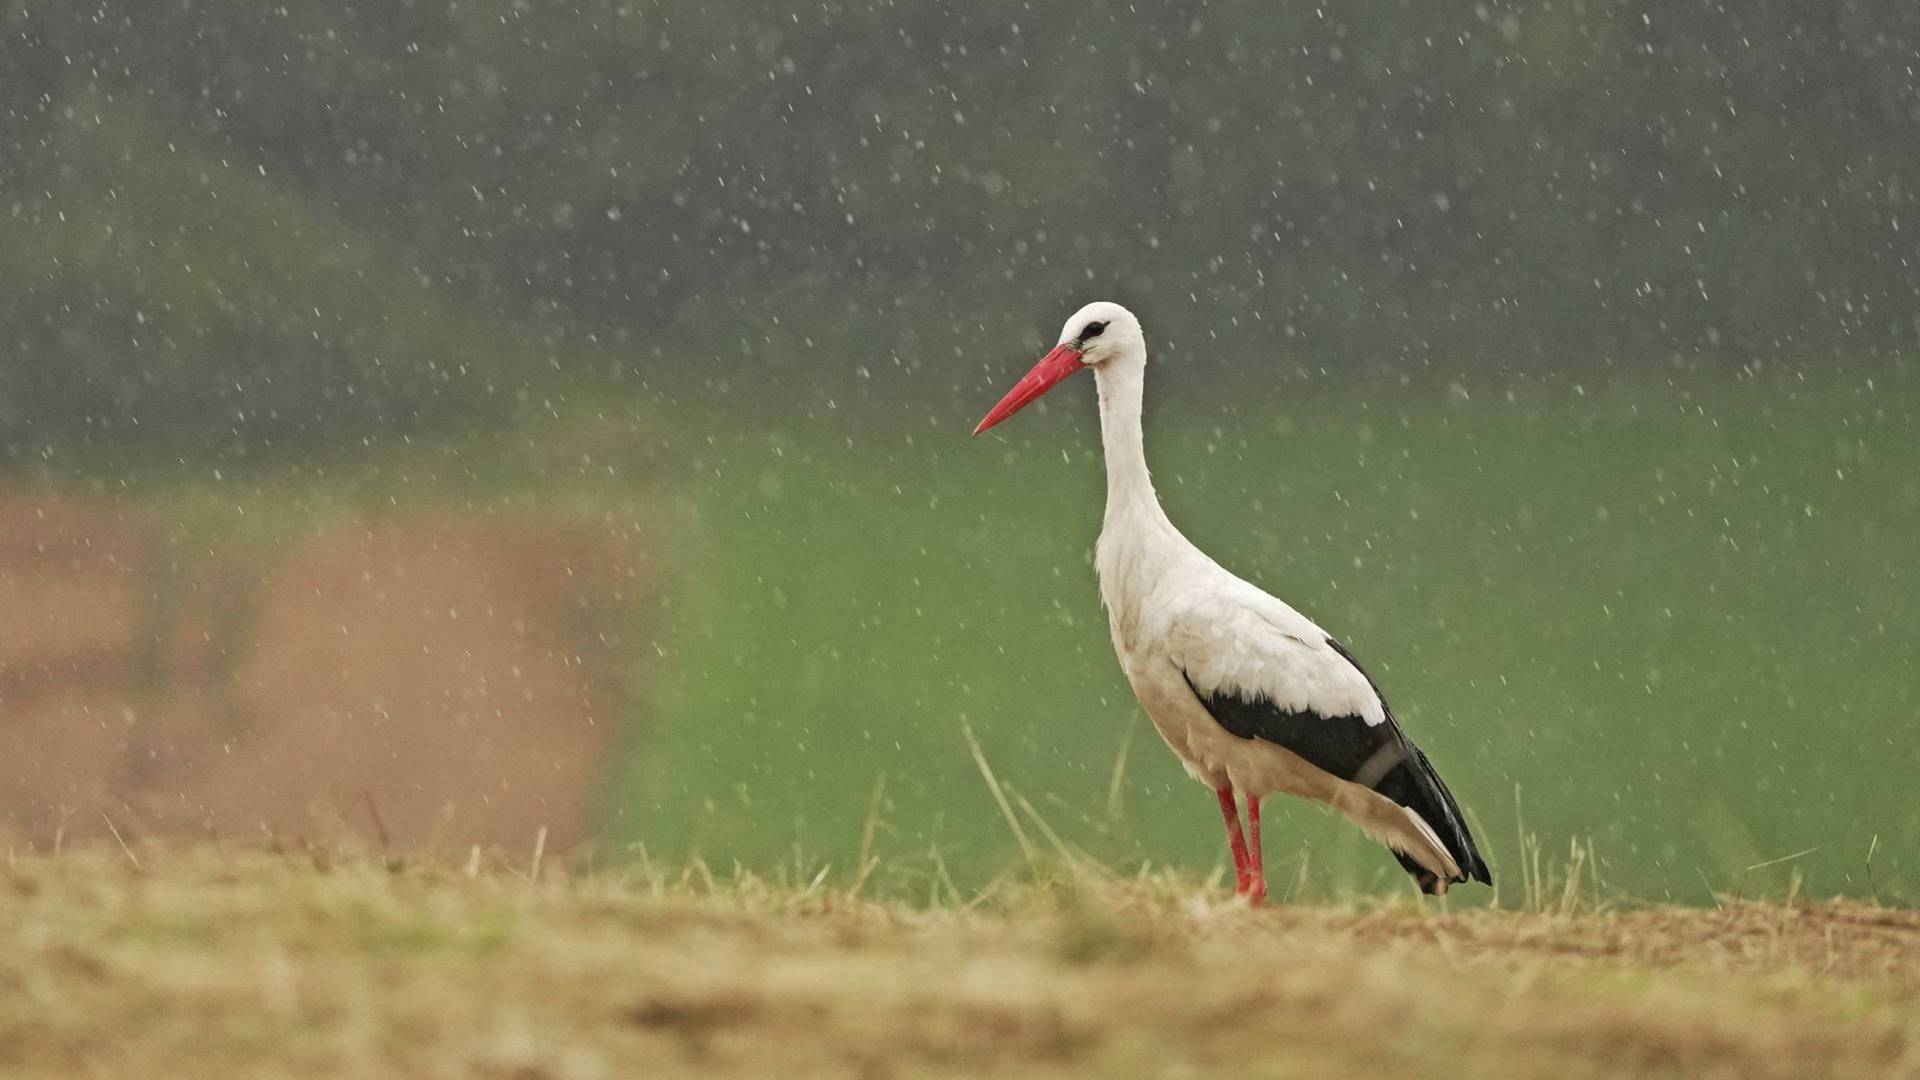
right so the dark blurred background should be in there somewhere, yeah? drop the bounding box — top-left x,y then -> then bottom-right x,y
1,1 -> 1915,902
7,1 -> 1920,446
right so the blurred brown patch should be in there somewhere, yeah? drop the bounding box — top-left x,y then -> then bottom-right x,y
0,495 -> 154,842
0,490 -> 652,856
0,496 -> 149,685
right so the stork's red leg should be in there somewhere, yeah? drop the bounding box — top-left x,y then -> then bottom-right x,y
1214,787 -> 1254,895
1246,795 -> 1268,906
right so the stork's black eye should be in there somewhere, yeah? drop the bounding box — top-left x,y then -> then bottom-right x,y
1081,321 -> 1108,340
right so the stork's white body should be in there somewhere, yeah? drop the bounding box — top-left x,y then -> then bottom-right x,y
1091,342 -> 1445,856
976,301 -> 1488,898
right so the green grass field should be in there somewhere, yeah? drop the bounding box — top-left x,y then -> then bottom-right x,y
15,363 -> 1918,1078
619,364 -> 1920,904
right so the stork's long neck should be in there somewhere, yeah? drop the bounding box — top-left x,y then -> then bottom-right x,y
1094,357 -> 1171,534
1092,355 -> 1178,643
1098,357 -> 1152,511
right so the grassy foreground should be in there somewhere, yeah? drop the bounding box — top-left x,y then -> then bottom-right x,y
2,851 -> 1916,1079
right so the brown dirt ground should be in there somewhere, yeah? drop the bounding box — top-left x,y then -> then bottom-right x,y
0,490 -> 652,857
0,851 -> 1916,1079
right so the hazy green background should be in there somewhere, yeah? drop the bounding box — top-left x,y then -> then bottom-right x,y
611,365 -> 1920,904
4,2 -> 1918,902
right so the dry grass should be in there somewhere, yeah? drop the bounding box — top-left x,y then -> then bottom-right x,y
2,848 -> 1917,1079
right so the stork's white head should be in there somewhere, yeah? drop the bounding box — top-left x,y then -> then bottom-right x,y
973,301 -> 1143,436
1054,301 -> 1144,369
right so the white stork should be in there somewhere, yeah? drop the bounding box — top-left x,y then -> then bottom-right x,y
974,301 -> 1491,902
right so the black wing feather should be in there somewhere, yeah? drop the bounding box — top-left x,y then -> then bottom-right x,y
1181,637 -> 1491,893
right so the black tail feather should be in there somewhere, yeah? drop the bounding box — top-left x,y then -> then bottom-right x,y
1376,744 -> 1491,892
1316,638 -> 1489,893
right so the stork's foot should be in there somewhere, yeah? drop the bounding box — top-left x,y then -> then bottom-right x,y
1233,866 -> 1268,905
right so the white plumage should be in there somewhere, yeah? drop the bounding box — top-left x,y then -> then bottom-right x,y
976,301 -> 1490,902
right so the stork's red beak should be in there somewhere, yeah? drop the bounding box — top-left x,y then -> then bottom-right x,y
972,344 -> 1087,436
